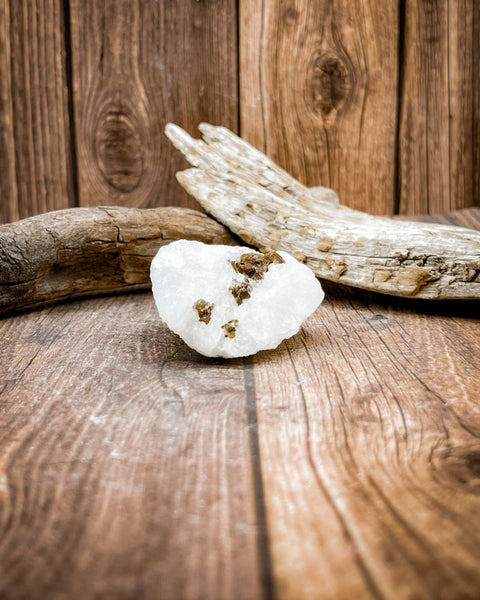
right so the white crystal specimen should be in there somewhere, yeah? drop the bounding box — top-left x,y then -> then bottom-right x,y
150,240 -> 324,358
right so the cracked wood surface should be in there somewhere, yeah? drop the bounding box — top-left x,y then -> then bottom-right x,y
0,206 -> 234,316
166,123 -> 480,300
0,213 -> 479,599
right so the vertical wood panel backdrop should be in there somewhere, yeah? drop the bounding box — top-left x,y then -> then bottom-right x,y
0,0 -> 479,224
240,0 -> 399,215
70,0 -> 238,210
398,0 -> 478,214
0,0 -> 74,224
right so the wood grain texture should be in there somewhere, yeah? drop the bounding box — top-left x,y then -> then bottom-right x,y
0,0 -> 17,223
474,1 -> 480,212
253,287 -> 480,599
251,210 -> 480,599
0,0 -> 74,224
70,0 -> 238,211
0,209 -> 479,599
0,294 -> 263,600
398,0 -> 480,214
239,0 -> 399,214
0,206 -> 234,315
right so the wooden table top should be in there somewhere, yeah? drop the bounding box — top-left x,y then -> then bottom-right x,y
1,210 -> 479,600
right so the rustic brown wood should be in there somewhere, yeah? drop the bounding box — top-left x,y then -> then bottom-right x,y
474,1 -> 480,212
1,1 -> 478,225
398,0 -> 479,214
70,0 -> 238,211
239,0 -> 399,214
0,0 -> 17,224
0,206 -> 235,316
0,294 -> 263,599
0,0 -> 74,224
0,209 -> 479,599
252,208 -> 480,599
166,123 -> 480,300
253,283 -> 480,599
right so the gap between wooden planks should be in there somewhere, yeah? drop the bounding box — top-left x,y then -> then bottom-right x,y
0,210 -> 479,599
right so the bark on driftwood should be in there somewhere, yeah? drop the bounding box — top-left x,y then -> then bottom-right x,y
0,206 -> 234,315
165,123 -> 480,300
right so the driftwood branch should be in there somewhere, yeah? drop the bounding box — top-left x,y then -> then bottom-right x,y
0,206 -> 234,315
165,123 -> 480,300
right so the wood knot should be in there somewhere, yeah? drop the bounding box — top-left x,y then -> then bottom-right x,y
307,50 -> 352,118
464,451 -> 480,477
439,447 -> 480,493
95,105 -> 144,192
280,6 -> 299,25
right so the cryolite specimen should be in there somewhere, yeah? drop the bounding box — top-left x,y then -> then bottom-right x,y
150,240 -> 324,358
165,123 -> 480,300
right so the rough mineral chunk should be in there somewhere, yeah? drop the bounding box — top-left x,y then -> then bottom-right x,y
150,240 -> 324,358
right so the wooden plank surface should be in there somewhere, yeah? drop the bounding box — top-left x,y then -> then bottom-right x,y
0,295 -> 263,599
70,0 -> 238,211
0,0 -> 17,224
0,209 -> 479,599
239,0 -> 399,214
254,283 -> 480,599
398,0 -> 479,214
0,0 -> 74,224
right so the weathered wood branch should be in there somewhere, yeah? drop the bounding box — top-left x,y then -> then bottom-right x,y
165,123 -> 480,299
0,206 -> 234,315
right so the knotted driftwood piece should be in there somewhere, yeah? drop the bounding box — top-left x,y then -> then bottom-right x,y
165,123 -> 480,300
0,206 -> 234,316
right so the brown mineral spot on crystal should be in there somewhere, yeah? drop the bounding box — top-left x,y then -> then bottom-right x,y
268,229 -> 287,240
238,230 -> 255,245
193,299 -> 214,324
222,319 -> 238,338
373,269 -> 392,284
230,250 -> 285,281
229,278 -> 252,305
293,251 -> 307,262
300,226 -> 316,235
264,250 -> 285,265
397,265 -> 432,296
326,255 -> 347,278
317,237 -> 333,252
